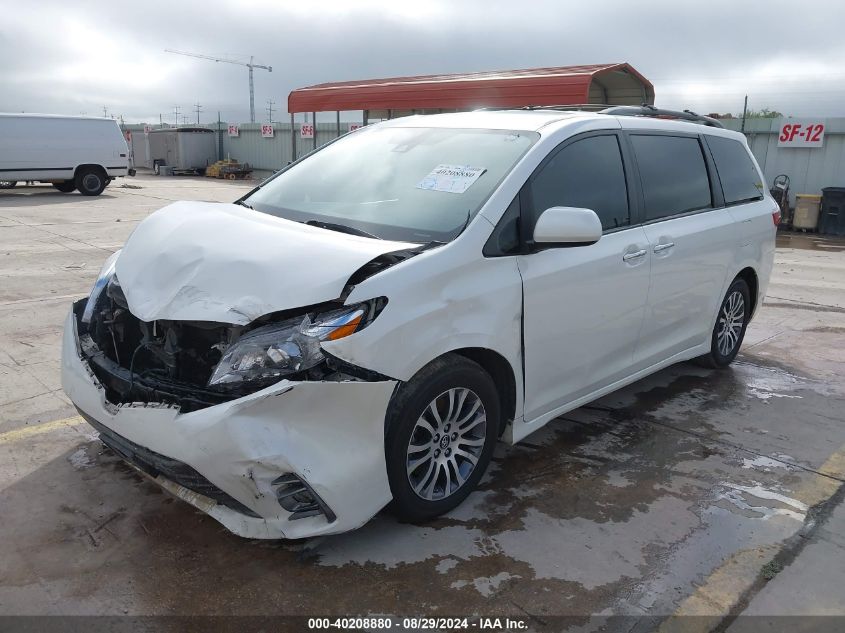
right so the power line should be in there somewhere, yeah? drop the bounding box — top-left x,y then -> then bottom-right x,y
165,49 -> 272,123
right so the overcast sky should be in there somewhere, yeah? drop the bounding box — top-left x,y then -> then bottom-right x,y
3,0 -> 844,124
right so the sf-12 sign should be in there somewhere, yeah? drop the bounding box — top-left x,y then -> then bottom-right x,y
300,123 -> 314,139
228,125 -> 239,137
778,120 -> 825,148
261,124 -> 274,138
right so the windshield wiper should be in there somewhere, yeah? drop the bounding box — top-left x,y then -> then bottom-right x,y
235,200 -> 253,209
305,219 -> 382,240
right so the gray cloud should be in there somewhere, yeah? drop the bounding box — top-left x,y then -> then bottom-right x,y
2,0 -> 843,123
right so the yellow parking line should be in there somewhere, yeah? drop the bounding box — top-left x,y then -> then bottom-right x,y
0,415 -> 85,445
659,442 -> 845,631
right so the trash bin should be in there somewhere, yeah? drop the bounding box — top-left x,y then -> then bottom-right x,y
819,187 -> 845,236
792,194 -> 821,231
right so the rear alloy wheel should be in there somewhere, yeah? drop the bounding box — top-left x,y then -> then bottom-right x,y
386,354 -> 499,521
53,181 -> 76,193
0,181 -> 16,189
75,167 -> 107,196
699,278 -> 751,368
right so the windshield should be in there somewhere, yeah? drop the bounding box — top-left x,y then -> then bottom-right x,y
245,126 -> 538,243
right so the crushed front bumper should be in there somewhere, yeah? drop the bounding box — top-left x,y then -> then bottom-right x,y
60,306 -> 397,539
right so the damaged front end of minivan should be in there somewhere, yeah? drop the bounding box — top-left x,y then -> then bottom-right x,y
79,258 -> 391,413
61,222 -> 423,538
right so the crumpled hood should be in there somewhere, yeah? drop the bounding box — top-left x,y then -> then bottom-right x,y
114,201 -> 417,324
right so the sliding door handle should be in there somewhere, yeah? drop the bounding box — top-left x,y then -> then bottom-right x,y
623,249 -> 647,261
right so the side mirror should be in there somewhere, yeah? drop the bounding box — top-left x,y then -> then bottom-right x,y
532,206 -> 602,246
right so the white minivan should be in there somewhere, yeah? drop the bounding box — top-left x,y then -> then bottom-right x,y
61,108 -> 777,539
0,114 -> 134,195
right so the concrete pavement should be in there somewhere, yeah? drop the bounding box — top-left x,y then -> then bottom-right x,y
1,174 -> 843,630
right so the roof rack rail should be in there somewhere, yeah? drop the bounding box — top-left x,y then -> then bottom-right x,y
474,104 -> 614,112
599,104 -> 724,128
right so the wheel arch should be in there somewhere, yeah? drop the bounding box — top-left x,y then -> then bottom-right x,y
74,163 -> 108,178
735,266 -> 759,317
450,347 -> 517,436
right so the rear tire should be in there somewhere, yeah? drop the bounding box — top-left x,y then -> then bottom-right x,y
75,167 -> 107,196
385,354 -> 499,522
53,181 -> 76,193
0,181 -> 16,189
698,278 -> 751,368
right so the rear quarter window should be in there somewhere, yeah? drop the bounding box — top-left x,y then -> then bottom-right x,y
706,135 -> 765,205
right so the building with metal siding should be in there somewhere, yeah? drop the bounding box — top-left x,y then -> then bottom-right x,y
122,116 -> 845,203
287,63 -> 654,118
721,118 -> 845,206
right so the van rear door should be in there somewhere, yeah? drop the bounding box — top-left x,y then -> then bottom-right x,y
627,132 -> 735,365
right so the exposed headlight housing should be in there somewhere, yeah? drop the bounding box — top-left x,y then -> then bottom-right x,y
82,250 -> 120,324
207,305 -> 367,388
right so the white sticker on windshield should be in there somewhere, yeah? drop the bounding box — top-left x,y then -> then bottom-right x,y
416,164 -> 486,194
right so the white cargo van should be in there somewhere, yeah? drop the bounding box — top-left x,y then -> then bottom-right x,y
0,114 -> 135,195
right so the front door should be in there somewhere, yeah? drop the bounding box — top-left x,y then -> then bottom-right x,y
518,132 -> 651,423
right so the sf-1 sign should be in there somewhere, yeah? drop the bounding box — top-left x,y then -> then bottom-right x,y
778,121 -> 825,148
300,123 -> 314,139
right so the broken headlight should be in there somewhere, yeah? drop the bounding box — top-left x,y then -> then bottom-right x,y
82,250 -> 120,324
207,305 -> 366,387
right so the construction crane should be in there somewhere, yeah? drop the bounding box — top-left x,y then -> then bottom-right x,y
165,49 -> 272,123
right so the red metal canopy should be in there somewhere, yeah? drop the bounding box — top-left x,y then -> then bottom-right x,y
288,63 -> 654,114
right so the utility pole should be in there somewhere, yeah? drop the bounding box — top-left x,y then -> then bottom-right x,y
266,98 -> 275,123
165,49 -> 272,123
217,111 -> 223,160
173,105 -> 181,127
194,101 -> 202,124
102,105 -> 108,118
740,95 -> 748,134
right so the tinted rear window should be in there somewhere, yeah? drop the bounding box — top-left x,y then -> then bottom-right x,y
706,135 -> 764,205
630,135 -> 712,221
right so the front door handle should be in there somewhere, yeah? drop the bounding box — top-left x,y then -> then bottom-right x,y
653,242 -> 675,253
623,249 -> 647,262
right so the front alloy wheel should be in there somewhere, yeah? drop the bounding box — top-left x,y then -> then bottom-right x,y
386,354 -> 499,521
406,387 -> 487,501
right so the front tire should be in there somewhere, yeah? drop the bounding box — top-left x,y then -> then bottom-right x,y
385,354 -> 499,522
75,167 -> 107,196
699,278 -> 751,368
